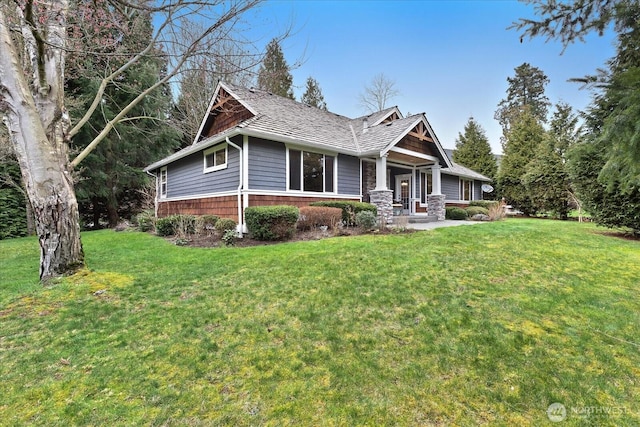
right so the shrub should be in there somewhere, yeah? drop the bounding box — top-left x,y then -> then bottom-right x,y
221,229 -> 237,246
245,205 -> 299,241
469,200 -> 498,209
309,201 -> 377,226
155,216 -> 176,236
215,218 -> 237,234
173,214 -> 196,238
297,206 -> 343,231
465,206 -> 489,217
355,210 -> 378,230
487,200 -> 507,221
445,207 -> 468,220
155,214 -> 196,237
195,215 -> 219,236
135,210 -> 155,232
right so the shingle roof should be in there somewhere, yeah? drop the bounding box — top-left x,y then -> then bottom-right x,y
146,82 -> 474,174
442,148 -> 491,181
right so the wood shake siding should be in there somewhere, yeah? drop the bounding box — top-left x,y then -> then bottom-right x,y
396,135 -> 437,157
158,196 -> 238,219
248,138 -> 286,191
205,89 -> 253,137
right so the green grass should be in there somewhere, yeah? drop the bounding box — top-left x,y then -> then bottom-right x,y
1,219 -> 639,426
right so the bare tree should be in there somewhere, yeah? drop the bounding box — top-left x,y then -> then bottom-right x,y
358,73 -> 400,113
0,0 -> 270,281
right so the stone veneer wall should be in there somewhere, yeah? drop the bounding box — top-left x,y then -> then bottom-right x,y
427,194 -> 446,220
369,189 -> 393,224
362,162 -> 376,203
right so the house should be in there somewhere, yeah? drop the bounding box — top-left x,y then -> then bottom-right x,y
144,82 -> 491,232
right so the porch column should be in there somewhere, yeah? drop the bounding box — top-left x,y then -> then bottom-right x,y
375,154 -> 388,190
428,163 -> 445,220
431,163 -> 442,195
370,154 -> 393,224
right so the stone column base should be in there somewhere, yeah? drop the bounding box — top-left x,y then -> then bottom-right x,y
427,194 -> 446,221
369,189 -> 394,225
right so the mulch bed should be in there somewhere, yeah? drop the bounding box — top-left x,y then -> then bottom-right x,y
170,226 -> 417,248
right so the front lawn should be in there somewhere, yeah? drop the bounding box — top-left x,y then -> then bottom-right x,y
1,219 -> 638,425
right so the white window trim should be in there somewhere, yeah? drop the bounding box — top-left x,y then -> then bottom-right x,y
203,143 -> 228,173
286,146 -> 338,194
159,167 -> 167,199
418,170 -> 433,207
459,178 -> 473,201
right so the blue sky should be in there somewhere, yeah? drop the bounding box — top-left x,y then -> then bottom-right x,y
251,0 -> 617,153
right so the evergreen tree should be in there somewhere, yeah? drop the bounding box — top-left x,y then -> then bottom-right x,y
68,11 -> 180,227
453,117 -> 497,181
300,77 -> 327,110
257,39 -> 294,99
515,0 -> 640,232
523,135 -> 571,218
497,108 -> 546,215
495,63 -> 551,145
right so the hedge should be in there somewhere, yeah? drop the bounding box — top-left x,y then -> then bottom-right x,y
445,207 -> 468,220
465,206 -> 489,217
245,205 -> 299,241
309,201 -> 377,226
469,200 -> 498,209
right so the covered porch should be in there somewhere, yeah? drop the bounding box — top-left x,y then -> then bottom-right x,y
362,149 -> 446,223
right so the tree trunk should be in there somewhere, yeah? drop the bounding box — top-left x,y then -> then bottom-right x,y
0,2 -> 84,281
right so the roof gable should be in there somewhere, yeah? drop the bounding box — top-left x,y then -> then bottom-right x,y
194,82 -> 256,144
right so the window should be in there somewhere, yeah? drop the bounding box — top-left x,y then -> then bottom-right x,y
288,149 -> 335,193
460,179 -> 472,201
160,167 -> 167,198
420,171 -> 433,204
203,144 -> 227,173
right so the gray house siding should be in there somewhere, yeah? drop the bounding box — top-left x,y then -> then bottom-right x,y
441,174 -> 459,201
337,155 -> 360,195
166,143 -> 240,198
248,137 -> 286,191
474,180 -> 482,200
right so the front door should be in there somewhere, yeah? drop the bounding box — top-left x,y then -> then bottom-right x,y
395,174 -> 412,215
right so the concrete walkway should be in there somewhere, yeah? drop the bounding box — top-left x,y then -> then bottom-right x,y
403,220 -> 487,230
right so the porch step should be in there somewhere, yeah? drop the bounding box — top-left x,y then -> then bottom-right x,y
394,215 -> 438,224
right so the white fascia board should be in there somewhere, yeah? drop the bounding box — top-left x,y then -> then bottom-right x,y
388,146 -> 439,162
144,130 -> 240,172
380,116 -> 424,157
422,116 -> 453,169
192,82 -> 258,145
370,106 -> 403,126
441,168 -> 491,181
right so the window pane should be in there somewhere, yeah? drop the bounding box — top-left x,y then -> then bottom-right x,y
205,153 -> 214,168
289,150 -> 301,190
324,156 -> 334,192
303,151 -> 323,192
215,149 -> 226,166
420,173 -> 426,204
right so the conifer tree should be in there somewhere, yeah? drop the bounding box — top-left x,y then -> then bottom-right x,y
257,39 -> 294,99
453,117 -> 497,181
300,77 -> 327,110
495,63 -> 550,145
497,108 -> 546,214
